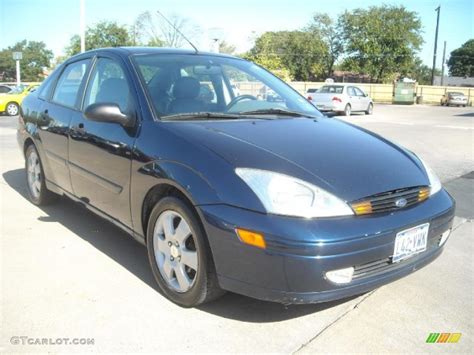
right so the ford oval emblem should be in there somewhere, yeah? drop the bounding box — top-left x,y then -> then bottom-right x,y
395,198 -> 408,208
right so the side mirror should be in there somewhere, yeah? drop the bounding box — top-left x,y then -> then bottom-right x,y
84,103 -> 135,127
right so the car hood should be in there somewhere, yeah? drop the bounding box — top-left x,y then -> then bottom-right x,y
165,117 -> 429,202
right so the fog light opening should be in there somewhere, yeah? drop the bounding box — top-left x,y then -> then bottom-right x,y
326,267 -> 354,284
439,229 -> 451,246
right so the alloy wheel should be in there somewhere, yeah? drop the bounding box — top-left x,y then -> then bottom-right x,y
345,105 -> 351,116
7,103 -> 19,116
153,210 -> 198,293
367,103 -> 373,114
27,150 -> 42,199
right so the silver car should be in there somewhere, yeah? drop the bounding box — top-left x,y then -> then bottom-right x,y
440,92 -> 468,107
311,84 -> 374,116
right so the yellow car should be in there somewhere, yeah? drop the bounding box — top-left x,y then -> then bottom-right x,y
0,84 -> 39,116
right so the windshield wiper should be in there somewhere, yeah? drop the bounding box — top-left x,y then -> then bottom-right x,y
162,112 -> 242,121
239,108 -> 315,118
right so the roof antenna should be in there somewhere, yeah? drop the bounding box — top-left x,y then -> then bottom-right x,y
156,11 -> 199,54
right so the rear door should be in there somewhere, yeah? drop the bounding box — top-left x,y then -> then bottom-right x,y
38,58 -> 92,192
346,86 -> 360,110
354,87 -> 370,111
68,55 -> 137,226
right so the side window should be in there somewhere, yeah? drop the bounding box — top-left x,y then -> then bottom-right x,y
347,87 -> 356,96
38,69 -> 60,100
84,58 -> 131,113
52,59 -> 90,108
355,87 -> 366,97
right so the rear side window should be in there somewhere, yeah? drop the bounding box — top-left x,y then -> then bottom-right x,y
38,69 -> 60,100
52,59 -> 90,108
347,87 -> 356,96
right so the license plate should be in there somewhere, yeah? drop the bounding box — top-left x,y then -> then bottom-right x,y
393,223 -> 429,263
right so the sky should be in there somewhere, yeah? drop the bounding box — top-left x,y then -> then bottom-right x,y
1,0 -> 473,68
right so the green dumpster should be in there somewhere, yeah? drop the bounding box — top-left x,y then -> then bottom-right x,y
393,82 -> 416,104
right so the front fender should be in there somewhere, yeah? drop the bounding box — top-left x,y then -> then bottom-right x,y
130,159 -> 221,238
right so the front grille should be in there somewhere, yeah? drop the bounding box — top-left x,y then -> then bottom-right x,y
351,186 -> 430,216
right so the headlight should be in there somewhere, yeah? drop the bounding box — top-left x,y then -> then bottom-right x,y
418,157 -> 442,195
235,168 -> 354,218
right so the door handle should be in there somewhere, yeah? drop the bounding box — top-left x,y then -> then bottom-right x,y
71,123 -> 85,135
40,109 -> 48,119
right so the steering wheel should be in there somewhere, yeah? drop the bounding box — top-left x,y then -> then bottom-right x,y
226,94 -> 258,111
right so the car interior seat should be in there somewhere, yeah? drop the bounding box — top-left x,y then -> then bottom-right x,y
168,77 -> 204,114
96,78 -> 130,112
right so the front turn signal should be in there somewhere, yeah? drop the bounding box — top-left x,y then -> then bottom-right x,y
235,228 -> 266,249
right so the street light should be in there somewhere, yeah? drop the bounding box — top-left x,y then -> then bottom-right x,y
12,52 -> 22,86
431,6 -> 441,85
80,0 -> 86,52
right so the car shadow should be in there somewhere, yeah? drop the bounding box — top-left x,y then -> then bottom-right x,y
454,112 -> 474,117
3,168 -> 358,322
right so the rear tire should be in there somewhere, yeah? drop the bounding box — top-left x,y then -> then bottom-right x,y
343,104 -> 351,116
25,144 -> 58,205
146,196 -> 224,307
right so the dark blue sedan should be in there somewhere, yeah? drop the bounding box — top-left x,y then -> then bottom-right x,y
18,48 -> 455,307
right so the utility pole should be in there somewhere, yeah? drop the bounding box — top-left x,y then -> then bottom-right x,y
12,52 -> 22,86
80,0 -> 86,52
441,41 -> 447,86
431,6 -> 441,85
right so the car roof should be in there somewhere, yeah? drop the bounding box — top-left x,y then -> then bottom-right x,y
67,46 -> 242,62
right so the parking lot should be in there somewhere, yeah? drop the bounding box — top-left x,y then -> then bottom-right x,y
1,104 -> 473,353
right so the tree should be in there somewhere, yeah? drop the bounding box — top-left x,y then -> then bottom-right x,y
65,21 -> 133,56
245,31 -> 327,81
339,5 -> 423,83
134,11 -> 199,48
306,13 -> 343,77
447,39 -> 474,77
218,41 -> 236,54
406,57 -> 440,84
0,40 -> 53,81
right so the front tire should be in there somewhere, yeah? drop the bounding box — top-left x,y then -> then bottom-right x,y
25,144 -> 58,205
6,102 -> 19,116
365,103 -> 374,115
146,196 -> 224,307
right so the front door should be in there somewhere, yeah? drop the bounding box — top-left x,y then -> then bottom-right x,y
68,56 -> 137,227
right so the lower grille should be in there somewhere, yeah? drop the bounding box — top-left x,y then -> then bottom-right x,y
353,234 -> 444,280
353,258 -> 391,279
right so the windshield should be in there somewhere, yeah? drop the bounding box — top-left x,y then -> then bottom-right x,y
8,85 -> 26,94
318,85 -> 344,94
133,54 -> 322,119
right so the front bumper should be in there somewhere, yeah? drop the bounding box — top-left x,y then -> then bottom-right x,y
199,189 -> 455,304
